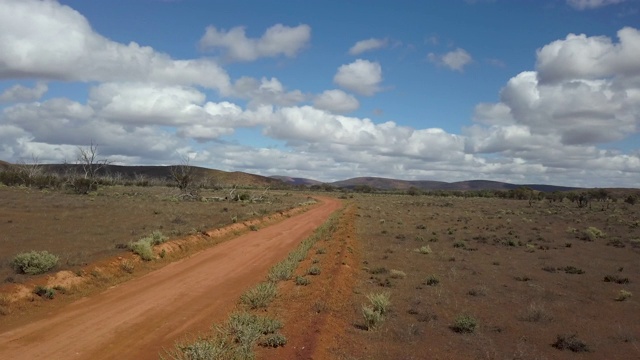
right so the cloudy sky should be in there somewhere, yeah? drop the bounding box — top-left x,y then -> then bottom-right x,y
1,0 -> 639,187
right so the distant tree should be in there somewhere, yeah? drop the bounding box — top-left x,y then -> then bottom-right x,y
77,141 -> 110,182
169,155 -> 197,198
72,141 -> 111,194
406,187 -> 422,196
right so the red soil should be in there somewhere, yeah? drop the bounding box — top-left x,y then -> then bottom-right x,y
0,197 -> 341,359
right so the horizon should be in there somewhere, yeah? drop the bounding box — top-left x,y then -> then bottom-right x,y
1,0 -> 639,188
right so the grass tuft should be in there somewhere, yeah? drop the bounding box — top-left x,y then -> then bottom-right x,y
451,314 -> 478,333
240,282 -> 277,309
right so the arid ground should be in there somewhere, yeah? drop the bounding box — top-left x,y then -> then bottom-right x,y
1,189 -> 639,360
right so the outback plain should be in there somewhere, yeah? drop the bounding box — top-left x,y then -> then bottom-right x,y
0,163 -> 639,359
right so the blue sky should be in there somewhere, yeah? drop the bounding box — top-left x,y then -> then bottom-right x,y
0,0 -> 639,187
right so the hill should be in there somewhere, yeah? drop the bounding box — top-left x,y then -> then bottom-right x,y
329,177 -> 579,192
270,176 -> 322,186
37,164 -> 283,188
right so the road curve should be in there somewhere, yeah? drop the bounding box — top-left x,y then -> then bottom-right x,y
0,197 -> 341,360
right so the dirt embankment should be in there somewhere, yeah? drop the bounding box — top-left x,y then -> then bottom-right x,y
0,197 -> 341,359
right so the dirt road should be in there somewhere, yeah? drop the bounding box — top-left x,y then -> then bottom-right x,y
0,197 -> 341,360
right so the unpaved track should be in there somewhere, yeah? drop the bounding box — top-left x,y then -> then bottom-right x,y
0,197 -> 341,360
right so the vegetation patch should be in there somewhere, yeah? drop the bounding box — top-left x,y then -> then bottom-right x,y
552,334 -> 590,352
128,231 -> 168,261
562,266 -> 585,275
615,290 -> 632,301
34,285 -> 56,299
11,250 -> 59,275
414,245 -> 432,254
604,275 -> 630,284
294,276 -> 310,286
451,314 -> 478,333
240,282 -> 277,309
582,226 -> 605,241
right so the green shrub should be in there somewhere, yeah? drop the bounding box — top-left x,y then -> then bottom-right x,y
426,275 -> 440,286
259,333 -> 288,348
552,334 -> 590,352
127,231 -> 167,261
120,259 -> 135,273
268,259 -> 296,282
362,305 -> 384,330
163,336 -> 232,360
453,241 -> 466,248
307,266 -> 321,276
367,292 -> 391,315
128,239 -> 154,261
616,289 -> 632,301
225,312 -> 283,355
149,230 -> 168,245
240,282 -> 277,309
11,251 -> 59,275
604,275 -> 630,284
563,266 -> 585,275
34,285 -> 56,299
389,269 -> 406,279
582,227 -> 604,241
451,314 -> 478,333
414,245 -> 432,254
295,276 -> 310,286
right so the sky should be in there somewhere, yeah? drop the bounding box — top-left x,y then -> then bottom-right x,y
1,0 -> 639,188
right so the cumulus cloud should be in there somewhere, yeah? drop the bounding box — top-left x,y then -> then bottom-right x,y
0,0 -> 231,93
198,24 -> 311,62
536,27 -> 640,83
333,59 -> 383,96
465,27 -> 640,185
348,38 -> 388,55
264,106 -> 466,162
313,90 -> 360,113
567,0 -> 626,10
0,82 -> 48,103
428,48 -> 473,72
232,77 -> 306,108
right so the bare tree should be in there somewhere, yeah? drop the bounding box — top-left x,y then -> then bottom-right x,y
16,154 -> 43,185
170,155 -> 198,199
77,141 -> 111,181
71,141 -> 111,194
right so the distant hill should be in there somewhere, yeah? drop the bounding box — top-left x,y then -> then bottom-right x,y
0,161 -> 588,192
37,164 -> 283,188
270,176 -> 322,186
329,177 -> 579,192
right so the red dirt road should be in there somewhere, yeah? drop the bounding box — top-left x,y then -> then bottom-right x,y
0,197 -> 341,360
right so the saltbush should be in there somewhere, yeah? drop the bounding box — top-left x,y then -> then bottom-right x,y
11,251 -> 59,275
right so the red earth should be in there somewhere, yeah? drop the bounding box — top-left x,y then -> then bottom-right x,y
0,197 -> 341,359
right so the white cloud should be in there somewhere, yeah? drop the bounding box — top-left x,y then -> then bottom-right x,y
333,59 -> 383,96
428,48 -> 473,72
567,0 -> 626,10
198,24 -> 311,62
465,27 -> 640,185
0,0 -> 231,93
313,90 -> 360,113
348,38 -> 388,55
264,106 -> 466,162
232,77 -> 306,108
536,27 -> 640,83
1,98 -> 184,162
89,83 -> 207,126
0,82 -> 48,103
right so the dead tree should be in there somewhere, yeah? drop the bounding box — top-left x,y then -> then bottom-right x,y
170,156 -> 199,200
72,142 -> 111,194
